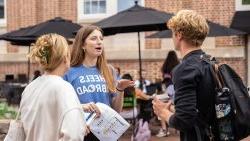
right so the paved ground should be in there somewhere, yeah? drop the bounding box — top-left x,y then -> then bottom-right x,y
120,126 -> 250,141
119,119 -> 250,141
1,118 -> 250,141
119,119 -> 179,141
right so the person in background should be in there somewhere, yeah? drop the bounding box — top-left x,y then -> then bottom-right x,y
20,34 -> 85,141
32,70 -> 41,80
156,50 -> 180,138
64,25 -> 134,141
135,69 -> 151,93
114,66 -> 121,80
135,69 -> 154,122
153,10 -> 219,141
120,73 -> 152,119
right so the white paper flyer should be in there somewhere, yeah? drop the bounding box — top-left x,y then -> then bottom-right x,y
85,102 -> 130,141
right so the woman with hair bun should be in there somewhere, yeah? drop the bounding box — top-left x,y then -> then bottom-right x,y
20,34 -> 86,141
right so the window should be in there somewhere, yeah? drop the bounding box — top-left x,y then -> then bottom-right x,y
118,0 -> 144,12
242,0 -> 250,4
78,0 -> 144,22
0,0 -> 4,19
84,0 -> 106,14
78,0 -> 116,22
0,0 -> 6,26
236,0 -> 250,11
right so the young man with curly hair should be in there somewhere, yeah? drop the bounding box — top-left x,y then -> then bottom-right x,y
153,10 -> 220,141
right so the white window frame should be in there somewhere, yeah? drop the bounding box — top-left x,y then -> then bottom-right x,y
236,0 -> 250,11
78,0 -> 117,22
117,0 -> 145,12
83,0 -> 106,15
0,0 -> 6,27
77,0 -> 144,23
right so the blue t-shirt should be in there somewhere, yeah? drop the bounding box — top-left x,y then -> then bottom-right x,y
64,65 -> 116,106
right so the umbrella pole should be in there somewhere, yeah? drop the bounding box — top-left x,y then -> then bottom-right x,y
27,46 -> 30,82
138,32 -> 143,90
245,35 -> 250,86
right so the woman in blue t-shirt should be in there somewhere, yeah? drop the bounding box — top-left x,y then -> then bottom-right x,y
64,25 -> 134,141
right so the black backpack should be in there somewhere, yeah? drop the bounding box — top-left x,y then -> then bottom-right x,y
201,54 -> 250,140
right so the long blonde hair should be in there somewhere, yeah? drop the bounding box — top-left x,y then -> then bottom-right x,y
28,34 -> 69,71
71,25 -> 116,93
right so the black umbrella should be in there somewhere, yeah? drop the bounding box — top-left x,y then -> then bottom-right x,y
147,21 -> 246,38
0,17 -> 82,81
231,11 -> 250,34
94,2 -> 172,36
0,26 -> 36,46
94,2 -> 173,88
0,17 -> 81,45
0,26 -> 36,81
23,17 -> 81,38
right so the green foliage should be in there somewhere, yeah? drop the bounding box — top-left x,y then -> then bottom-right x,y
242,0 -> 250,4
0,102 -> 18,119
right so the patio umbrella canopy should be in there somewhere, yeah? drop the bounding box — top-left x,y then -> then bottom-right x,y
0,26 -> 36,46
0,17 -> 81,45
94,2 -> 172,36
231,11 -> 250,34
94,1 -> 173,87
23,17 -> 81,38
147,21 -> 246,38
0,17 -> 82,81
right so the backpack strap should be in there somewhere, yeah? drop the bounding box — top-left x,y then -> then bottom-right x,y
195,125 -> 215,141
196,112 -> 215,141
198,54 -> 221,140
215,65 -> 226,88
211,64 -> 222,89
200,54 -> 223,89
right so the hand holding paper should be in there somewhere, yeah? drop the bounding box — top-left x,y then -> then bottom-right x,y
85,103 -> 130,141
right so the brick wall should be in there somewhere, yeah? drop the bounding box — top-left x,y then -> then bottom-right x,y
2,0 -> 79,80
145,0 -> 235,26
59,1 -> 77,22
6,0 -> 37,52
145,32 -> 161,49
109,58 -> 246,84
2,0 -> 247,84
215,36 -> 246,47
6,0 -> 77,52
143,0 -> 246,84
110,60 -> 163,82
145,0 -> 244,48
35,0 -> 76,22
0,62 -> 40,81
7,0 -> 77,29
0,58 -> 246,84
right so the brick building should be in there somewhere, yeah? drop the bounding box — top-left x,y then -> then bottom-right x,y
0,0 -> 249,84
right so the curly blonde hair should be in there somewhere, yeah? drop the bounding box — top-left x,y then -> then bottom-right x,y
28,34 -> 69,71
167,10 -> 209,47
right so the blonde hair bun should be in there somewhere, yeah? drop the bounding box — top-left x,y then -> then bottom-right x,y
28,34 -> 69,71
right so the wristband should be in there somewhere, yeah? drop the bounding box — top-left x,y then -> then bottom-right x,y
116,87 -> 124,92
